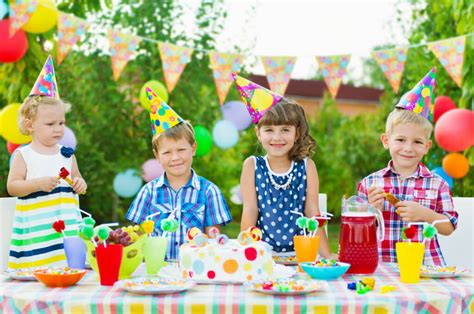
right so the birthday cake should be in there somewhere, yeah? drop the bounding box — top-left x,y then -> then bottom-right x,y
178,227 -> 274,283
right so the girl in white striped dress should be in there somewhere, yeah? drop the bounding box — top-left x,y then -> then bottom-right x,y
7,58 -> 87,269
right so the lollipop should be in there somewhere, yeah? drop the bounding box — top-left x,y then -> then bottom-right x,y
423,224 -> 437,239
401,225 -> 417,241
83,217 -> 96,227
208,227 -> 220,239
81,225 -> 97,246
194,233 -> 208,247
216,234 -> 229,245
141,220 -> 155,236
247,226 -> 262,242
187,227 -> 202,242
57,167 -> 86,194
296,216 -> 309,236
52,220 -> 66,237
307,219 -> 318,237
97,226 -> 110,247
237,230 -> 252,245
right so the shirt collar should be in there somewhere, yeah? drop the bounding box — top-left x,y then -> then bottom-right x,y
155,169 -> 201,190
382,160 -> 432,179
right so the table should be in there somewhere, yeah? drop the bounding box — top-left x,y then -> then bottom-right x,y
1,263 -> 473,314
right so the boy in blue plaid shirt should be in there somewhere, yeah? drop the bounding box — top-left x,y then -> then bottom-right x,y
126,88 -> 232,260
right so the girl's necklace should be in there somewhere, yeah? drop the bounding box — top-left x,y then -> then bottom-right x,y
268,172 -> 293,190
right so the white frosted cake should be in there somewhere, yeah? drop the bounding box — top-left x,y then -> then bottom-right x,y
179,240 -> 274,282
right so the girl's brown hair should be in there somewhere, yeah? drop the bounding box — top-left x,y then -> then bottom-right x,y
18,96 -> 71,135
257,98 -> 316,161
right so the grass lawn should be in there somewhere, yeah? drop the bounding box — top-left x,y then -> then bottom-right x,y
221,221 -> 341,253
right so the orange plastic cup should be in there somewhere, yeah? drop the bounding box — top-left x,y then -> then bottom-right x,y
294,235 -> 320,272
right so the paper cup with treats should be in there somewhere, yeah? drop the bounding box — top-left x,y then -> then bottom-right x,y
396,219 -> 449,283
142,208 -> 181,276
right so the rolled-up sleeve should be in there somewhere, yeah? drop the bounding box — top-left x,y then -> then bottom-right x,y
436,180 -> 458,229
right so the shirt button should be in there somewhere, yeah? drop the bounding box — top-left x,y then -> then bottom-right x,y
175,242 -> 179,245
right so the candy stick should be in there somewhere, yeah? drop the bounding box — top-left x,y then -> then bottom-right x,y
97,227 -> 110,248
422,219 -> 450,244
57,167 -> 86,194
81,225 -> 97,247
307,219 -> 318,237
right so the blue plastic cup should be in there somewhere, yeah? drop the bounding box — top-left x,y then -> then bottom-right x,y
63,236 -> 86,269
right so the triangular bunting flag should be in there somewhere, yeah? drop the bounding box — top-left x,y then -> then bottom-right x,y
396,67 -> 436,122
372,48 -> 407,94
261,56 -> 296,95
8,0 -> 38,38
57,13 -> 89,65
158,42 -> 194,93
427,36 -> 466,87
316,54 -> 351,99
108,29 -> 142,81
208,51 -> 243,105
29,55 -> 59,99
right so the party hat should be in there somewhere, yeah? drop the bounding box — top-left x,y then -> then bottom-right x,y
147,87 -> 183,136
29,55 -> 59,99
396,67 -> 436,122
232,73 -> 283,124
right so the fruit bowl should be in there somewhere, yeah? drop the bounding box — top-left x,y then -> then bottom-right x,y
84,234 -> 145,279
33,268 -> 87,287
300,261 -> 350,280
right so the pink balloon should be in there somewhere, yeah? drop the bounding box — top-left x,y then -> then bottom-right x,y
141,159 -> 164,182
434,96 -> 456,123
435,109 -> 474,152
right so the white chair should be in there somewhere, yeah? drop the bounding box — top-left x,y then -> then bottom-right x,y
438,197 -> 474,270
0,197 -> 17,271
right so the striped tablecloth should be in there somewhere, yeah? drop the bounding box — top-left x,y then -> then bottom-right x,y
1,263 -> 473,314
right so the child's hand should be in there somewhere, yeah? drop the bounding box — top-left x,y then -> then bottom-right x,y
36,177 -> 60,192
72,177 -> 87,194
367,186 -> 385,211
395,201 -> 430,222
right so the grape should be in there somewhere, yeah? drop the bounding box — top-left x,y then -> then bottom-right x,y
116,228 -> 122,235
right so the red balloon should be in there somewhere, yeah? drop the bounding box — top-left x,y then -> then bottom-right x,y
435,109 -> 474,152
434,96 -> 456,123
6,142 -> 22,154
0,19 -> 28,63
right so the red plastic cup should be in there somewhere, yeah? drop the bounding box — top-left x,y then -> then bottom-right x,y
96,244 -> 123,286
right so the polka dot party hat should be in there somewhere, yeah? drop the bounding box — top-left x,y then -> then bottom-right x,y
147,86 -> 183,136
29,55 -> 59,99
232,73 -> 283,124
396,67 -> 436,122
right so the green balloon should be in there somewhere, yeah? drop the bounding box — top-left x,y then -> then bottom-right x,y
140,80 -> 169,111
194,125 -> 213,157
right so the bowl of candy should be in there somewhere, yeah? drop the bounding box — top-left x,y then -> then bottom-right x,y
83,224 -> 146,279
300,259 -> 350,280
33,267 -> 87,287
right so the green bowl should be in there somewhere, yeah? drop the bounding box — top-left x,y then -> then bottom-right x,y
84,235 -> 145,279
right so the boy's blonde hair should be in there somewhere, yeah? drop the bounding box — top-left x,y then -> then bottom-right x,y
18,96 -> 71,135
152,121 -> 196,153
385,108 -> 433,138
257,98 -> 316,161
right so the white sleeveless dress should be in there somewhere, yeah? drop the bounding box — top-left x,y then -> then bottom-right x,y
8,145 -> 81,269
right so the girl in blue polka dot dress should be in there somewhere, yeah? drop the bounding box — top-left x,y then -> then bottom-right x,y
238,96 -> 332,258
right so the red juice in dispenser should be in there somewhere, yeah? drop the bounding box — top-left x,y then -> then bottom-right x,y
338,196 -> 384,275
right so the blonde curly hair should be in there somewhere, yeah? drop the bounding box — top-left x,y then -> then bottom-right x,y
18,96 -> 71,135
257,98 -> 316,161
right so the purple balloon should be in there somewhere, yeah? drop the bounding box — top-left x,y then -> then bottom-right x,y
59,126 -> 77,150
221,101 -> 252,131
142,159 -> 164,182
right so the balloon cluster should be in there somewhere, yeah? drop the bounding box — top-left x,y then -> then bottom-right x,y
187,227 -> 210,247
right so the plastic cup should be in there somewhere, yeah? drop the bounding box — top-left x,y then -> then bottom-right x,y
96,244 -> 123,286
396,242 -> 425,283
294,235 -> 320,272
63,236 -> 86,269
143,237 -> 167,275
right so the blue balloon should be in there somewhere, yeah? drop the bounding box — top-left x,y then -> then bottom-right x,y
0,1 -> 8,20
432,167 -> 453,189
113,169 -> 143,198
212,120 -> 239,149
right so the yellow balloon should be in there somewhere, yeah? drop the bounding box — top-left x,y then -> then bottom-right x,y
22,0 -> 58,34
0,109 -> 4,137
0,103 -> 32,144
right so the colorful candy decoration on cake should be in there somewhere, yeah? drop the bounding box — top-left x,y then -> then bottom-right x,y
216,234 -> 229,245
248,226 -> 262,241
208,227 -> 220,239
237,230 -> 253,245
187,227 -> 201,242
52,219 -> 66,237
185,227 -> 208,247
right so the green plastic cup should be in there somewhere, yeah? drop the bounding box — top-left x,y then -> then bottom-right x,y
143,236 -> 167,275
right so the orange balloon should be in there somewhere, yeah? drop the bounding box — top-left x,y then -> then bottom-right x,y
442,153 -> 469,179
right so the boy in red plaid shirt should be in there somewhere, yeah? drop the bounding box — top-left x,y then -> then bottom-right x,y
358,68 -> 458,266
